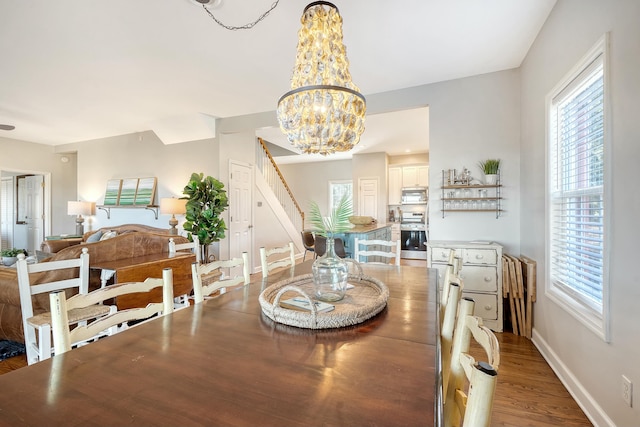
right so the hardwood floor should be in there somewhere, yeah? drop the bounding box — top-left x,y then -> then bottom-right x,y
483,332 -> 591,427
404,257 -> 592,426
0,258 -> 592,426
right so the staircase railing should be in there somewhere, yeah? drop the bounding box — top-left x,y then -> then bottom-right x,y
256,137 -> 304,231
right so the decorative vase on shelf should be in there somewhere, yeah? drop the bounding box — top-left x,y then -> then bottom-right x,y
312,237 -> 349,302
2,256 -> 17,267
484,174 -> 498,185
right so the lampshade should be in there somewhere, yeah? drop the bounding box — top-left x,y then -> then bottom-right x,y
160,198 -> 187,215
67,201 -> 95,216
277,1 -> 366,155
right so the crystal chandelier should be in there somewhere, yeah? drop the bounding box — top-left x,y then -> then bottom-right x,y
277,2 -> 366,155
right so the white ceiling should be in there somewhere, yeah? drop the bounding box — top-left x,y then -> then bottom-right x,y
0,0 -> 556,161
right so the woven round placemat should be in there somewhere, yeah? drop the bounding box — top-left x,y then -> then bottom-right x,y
259,273 -> 389,329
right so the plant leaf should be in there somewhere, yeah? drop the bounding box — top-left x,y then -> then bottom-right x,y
307,200 -> 328,237
307,194 -> 352,238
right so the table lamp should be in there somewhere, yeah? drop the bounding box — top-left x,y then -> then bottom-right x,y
67,201 -> 95,235
160,198 -> 187,235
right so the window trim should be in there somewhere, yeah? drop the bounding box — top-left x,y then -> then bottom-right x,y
544,33 -> 611,342
328,180 -> 353,213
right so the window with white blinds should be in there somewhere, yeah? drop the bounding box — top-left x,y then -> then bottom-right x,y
547,35 -> 609,340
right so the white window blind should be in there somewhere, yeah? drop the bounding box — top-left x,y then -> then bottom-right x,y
549,50 -> 606,319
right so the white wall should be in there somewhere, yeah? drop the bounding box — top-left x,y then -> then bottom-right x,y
388,153 -> 429,166
59,130 -> 219,235
520,1 -> 640,425
1,136 -> 78,236
365,70 -> 521,253
279,159 -> 353,224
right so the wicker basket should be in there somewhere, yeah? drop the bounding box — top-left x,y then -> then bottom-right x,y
348,216 -> 375,225
259,273 -> 389,329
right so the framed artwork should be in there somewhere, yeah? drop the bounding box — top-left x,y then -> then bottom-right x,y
119,179 -> 138,206
103,179 -> 122,206
134,177 -> 157,206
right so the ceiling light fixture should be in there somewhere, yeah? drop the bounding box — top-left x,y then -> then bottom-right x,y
196,0 -> 280,31
277,2 -> 366,155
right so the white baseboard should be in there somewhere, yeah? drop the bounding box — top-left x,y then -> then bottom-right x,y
531,329 -> 615,427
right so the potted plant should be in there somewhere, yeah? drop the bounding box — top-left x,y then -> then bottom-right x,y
182,173 -> 229,263
478,159 -> 501,185
307,195 -> 353,302
1,248 -> 27,266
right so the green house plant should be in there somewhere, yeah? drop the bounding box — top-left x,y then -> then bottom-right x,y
307,195 -> 353,302
478,159 -> 501,184
307,194 -> 353,239
182,173 -> 229,263
1,248 -> 27,266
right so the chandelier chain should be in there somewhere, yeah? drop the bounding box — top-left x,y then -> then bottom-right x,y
201,1 -> 280,31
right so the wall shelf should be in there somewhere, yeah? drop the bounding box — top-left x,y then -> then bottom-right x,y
97,205 -> 159,220
441,170 -> 502,218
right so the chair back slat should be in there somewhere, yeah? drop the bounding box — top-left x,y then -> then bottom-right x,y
169,235 -> 200,263
259,242 -> 295,277
50,268 -> 175,356
192,252 -> 250,303
354,238 -> 401,266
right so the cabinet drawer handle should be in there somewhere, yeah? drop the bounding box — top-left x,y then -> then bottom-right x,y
441,253 -> 447,259
475,254 -> 484,260
484,276 -> 492,282
484,305 -> 493,311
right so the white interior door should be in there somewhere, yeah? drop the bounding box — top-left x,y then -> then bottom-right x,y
0,178 -> 14,251
358,178 -> 378,220
26,175 -> 44,254
228,161 -> 253,272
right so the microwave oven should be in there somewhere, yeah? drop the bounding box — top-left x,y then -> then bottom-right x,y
401,187 -> 427,204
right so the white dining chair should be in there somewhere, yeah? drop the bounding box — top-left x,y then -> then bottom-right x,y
353,237 -> 401,266
169,235 -> 200,263
444,298 -> 500,427
49,268 -> 175,356
169,235 -> 200,308
191,252 -> 250,303
16,249 -> 113,365
259,242 -> 295,277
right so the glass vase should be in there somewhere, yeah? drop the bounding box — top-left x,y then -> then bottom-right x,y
312,237 -> 349,302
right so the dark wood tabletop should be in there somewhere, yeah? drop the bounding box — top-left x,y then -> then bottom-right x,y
0,261 -> 438,427
90,251 -> 196,309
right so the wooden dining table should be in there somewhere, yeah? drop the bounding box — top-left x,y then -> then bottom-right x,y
0,261 -> 439,427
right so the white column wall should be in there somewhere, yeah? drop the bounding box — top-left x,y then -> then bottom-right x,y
520,1 -> 640,425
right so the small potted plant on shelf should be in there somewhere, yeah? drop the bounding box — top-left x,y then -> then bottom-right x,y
1,248 -> 27,267
478,159 -> 501,185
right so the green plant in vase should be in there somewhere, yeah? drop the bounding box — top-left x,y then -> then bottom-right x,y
1,248 -> 27,266
182,173 -> 229,263
478,159 -> 501,185
308,194 -> 353,239
308,195 -> 352,302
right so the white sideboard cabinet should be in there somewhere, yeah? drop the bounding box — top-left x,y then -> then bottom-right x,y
427,240 -> 503,332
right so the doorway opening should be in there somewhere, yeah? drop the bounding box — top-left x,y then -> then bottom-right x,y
0,170 -> 51,255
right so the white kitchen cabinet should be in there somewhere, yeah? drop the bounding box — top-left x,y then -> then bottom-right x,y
389,164 -> 428,206
427,241 -> 503,332
402,165 -> 429,187
388,167 -> 402,205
